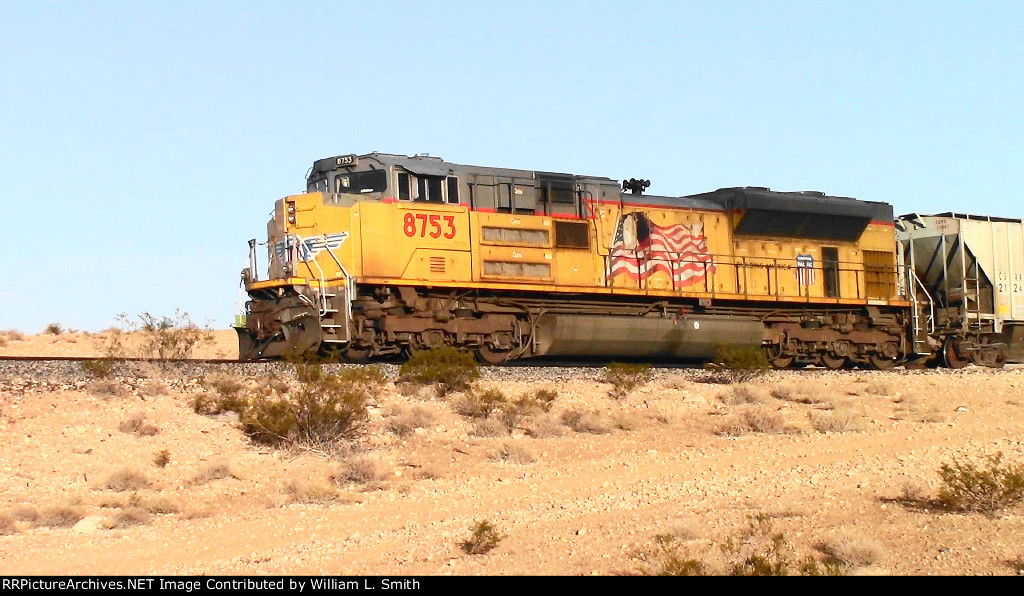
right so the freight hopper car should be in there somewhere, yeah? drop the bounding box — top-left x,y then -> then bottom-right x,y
898,213 -> 1024,367
236,152 -> 913,368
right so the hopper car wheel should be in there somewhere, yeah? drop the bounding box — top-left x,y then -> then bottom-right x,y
970,339 -> 1007,369
769,355 -> 794,369
941,337 -> 970,369
819,353 -> 847,370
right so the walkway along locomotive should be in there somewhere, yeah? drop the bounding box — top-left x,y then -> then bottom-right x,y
235,152 -> 1020,368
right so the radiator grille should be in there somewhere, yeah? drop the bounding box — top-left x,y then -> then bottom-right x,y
483,261 -> 551,278
863,250 -> 895,299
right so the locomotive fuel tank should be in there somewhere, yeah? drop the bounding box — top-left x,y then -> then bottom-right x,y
532,313 -> 765,359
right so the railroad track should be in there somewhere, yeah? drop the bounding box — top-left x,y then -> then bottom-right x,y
1,354 -> 1020,371
0,355 -> 243,364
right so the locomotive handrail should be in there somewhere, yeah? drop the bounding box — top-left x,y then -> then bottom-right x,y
912,270 -> 936,334
611,251 -> 896,301
291,234 -> 330,317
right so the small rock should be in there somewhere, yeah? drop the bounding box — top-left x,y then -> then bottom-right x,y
73,515 -> 113,534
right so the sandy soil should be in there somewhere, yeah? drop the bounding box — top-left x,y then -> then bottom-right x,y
0,329 -> 239,360
1,331 -> 1023,576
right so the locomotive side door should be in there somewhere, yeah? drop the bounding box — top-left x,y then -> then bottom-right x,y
823,247 -> 840,298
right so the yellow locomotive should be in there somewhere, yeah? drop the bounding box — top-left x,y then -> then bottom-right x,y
237,152 -> 912,368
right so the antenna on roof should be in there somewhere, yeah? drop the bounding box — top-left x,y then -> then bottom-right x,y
622,178 -> 650,195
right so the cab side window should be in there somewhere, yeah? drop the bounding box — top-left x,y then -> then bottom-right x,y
397,173 -> 411,201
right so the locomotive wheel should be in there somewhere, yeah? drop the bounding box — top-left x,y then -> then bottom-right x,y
343,346 -> 372,364
476,343 -> 512,365
819,353 -> 847,370
769,355 -> 794,369
941,337 -> 970,369
868,354 -> 897,370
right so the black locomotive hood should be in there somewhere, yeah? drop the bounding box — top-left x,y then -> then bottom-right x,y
687,187 -> 894,242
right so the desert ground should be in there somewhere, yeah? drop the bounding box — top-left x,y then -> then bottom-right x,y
1,329 -> 1023,575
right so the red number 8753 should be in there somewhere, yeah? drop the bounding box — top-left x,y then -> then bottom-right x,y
403,213 -> 456,239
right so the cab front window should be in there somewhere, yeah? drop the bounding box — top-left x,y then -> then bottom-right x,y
332,169 -> 387,194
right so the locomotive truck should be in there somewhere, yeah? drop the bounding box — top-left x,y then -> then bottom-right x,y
234,152 -> 1020,368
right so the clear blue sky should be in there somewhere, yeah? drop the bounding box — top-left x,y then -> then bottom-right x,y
2,1 -> 1022,333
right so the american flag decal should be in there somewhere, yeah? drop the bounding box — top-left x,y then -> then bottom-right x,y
606,212 -> 715,287
796,254 -> 816,286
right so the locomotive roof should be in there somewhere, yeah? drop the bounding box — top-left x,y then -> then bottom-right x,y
311,153 -> 896,235
897,212 -> 1023,224
311,152 -> 618,185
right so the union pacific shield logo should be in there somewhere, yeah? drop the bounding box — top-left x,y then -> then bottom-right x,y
796,254 -> 816,286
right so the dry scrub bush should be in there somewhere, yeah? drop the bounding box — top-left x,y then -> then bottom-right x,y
284,479 -> 341,504
454,388 -> 507,419
81,357 -> 116,379
471,418 -> 508,438
770,382 -> 825,404
634,514 -> 843,576
38,505 -> 85,528
1,329 -> 25,341
720,384 -> 768,405
863,380 -> 896,396
634,533 -> 709,576
810,406 -> 865,433
604,363 -> 654,399
111,507 -> 152,528
1008,556 -> 1024,575
190,462 -> 235,485
561,409 -> 612,434
0,513 -> 17,535
611,411 -> 643,431
118,412 -> 159,437
899,479 -> 929,504
10,505 -> 39,523
129,494 -> 179,514
719,407 -> 796,436
113,310 -> 215,360
45,322 -> 63,335
704,345 -> 770,384
462,519 -> 504,555
231,365 -> 372,449
490,442 -> 535,464
334,457 -> 390,487
87,379 -> 126,398
818,531 -> 886,569
334,365 -> 388,387
398,347 -> 480,396
455,387 -> 556,434
937,452 -> 1024,515
204,374 -> 247,403
153,449 -> 171,468
139,379 -> 169,396
387,405 -> 437,437
523,414 -> 565,438
498,390 -> 558,432
104,468 -> 152,492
